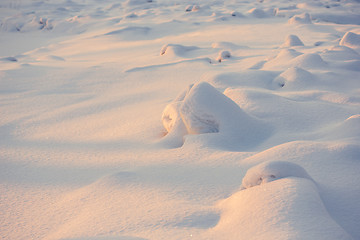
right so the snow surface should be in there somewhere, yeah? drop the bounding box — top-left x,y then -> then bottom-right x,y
1,0 -> 360,239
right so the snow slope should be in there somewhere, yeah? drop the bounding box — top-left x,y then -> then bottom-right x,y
1,0 -> 360,239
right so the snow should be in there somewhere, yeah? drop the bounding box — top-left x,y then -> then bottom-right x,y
240,161 -> 313,189
281,34 -> 305,47
1,0 -> 360,239
340,31 -> 360,48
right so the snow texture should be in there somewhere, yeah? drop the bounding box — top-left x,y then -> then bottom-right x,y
1,0 -> 360,239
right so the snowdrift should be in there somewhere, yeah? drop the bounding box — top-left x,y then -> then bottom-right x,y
208,161 -> 353,240
1,0 -> 360,239
160,82 -> 271,150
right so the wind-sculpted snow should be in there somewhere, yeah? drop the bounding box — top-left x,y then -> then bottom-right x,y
1,0 -> 360,239
210,177 -> 353,240
288,13 -> 312,24
160,44 -> 199,57
160,82 -> 271,150
340,32 -> 360,49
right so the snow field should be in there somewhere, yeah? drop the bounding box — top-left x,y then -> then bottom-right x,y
1,0 -> 360,239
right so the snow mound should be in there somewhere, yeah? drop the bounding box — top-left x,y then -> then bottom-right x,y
263,49 -> 303,70
124,0 -> 153,7
185,5 -> 200,12
321,45 -> 360,61
273,67 -> 315,89
288,13 -> 312,24
290,53 -> 327,69
339,32 -> 360,49
160,44 -> 199,57
160,82 -> 271,150
211,177 -> 352,240
247,8 -> 268,18
216,50 -> 231,62
241,161 -> 313,190
211,42 -> 247,50
0,56 -> 17,62
281,34 -> 304,47
327,114 -> 360,140
311,13 -> 360,25
230,11 -> 245,18
1,14 -> 52,32
105,26 -> 151,40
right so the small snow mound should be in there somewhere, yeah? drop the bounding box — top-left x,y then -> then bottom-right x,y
185,5 -> 200,12
281,35 -> 304,47
217,50 -> 231,62
321,45 -> 360,61
327,115 -> 360,140
211,42 -> 247,50
1,57 -> 17,62
1,14 -> 52,32
288,13 -> 312,24
230,11 -> 245,18
339,32 -> 360,49
124,0 -> 153,7
273,49 -> 303,61
273,67 -> 315,89
263,49 -> 303,70
291,53 -> 327,69
160,44 -> 199,57
105,26 -> 150,40
247,8 -> 267,18
241,161 -> 313,190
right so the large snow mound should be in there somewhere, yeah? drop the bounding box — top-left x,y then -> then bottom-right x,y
210,177 -> 352,240
160,82 -> 271,150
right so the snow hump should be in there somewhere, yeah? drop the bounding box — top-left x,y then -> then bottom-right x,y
281,35 -> 305,47
339,31 -> 360,49
288,13 -> 312,24
160,82 -> 271,149
160,44 -> 199,57
241,161 -> 313,190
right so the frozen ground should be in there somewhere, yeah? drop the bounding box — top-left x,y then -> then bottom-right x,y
0,0 -> 360,239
